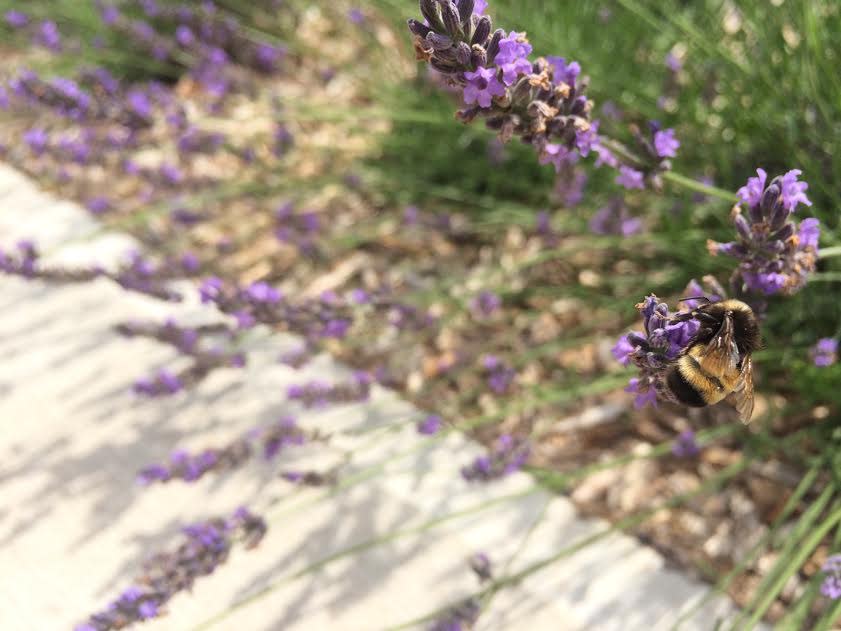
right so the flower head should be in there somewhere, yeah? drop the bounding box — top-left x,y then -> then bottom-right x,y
712,168 -> 818,296
617,295 -> 701,408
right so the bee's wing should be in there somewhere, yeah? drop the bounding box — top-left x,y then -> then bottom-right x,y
693,313 -> 740,379
728,356 -> 755,423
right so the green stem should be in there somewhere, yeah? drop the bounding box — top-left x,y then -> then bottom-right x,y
190,487 -> 541,631
818,246 -> 841,259
386,456 -> 752,631
662,171 -> 739,203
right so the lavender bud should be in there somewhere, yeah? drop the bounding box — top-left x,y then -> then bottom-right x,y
426,32 -> 453,51
760,178 -> 782,214
470,44 -> 487,68
455,41 -> 472,65
768,199 -> 789,231
771,223 -> 795,242
440,1 -> 464,40
457,0 -> 474,26
407,18 -> 432,38
430,58 -> 458,73
486,28 -> 504,64
734,214 -> 752,242
471,15 -> 491,45
420,0 -> 445,33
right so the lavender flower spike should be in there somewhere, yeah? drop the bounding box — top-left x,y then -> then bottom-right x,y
74,508 -> 266,630
710,168 -> 818,296
462,434 -> 530,481
614,294 -> 700,408
407,1 -> 597,168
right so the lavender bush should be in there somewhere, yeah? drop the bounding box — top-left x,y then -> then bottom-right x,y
0,0 -> 839,629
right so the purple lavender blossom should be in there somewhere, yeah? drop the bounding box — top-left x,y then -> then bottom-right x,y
100,5 -> 120,25
811,338 -> 838,368
416,414 -> 443,435
482,354 -> 515,394
348,8 -> 365,24
554,165 -> 587,207
546,56 -> 581,87
611,335 -> 635,366
494,31 -> 532,85
4,10 -> 28,28
86,197 -> 112,216
711,168 -> 818,296
538,143 -> 573,172
23,127 -> 48,155
474,0 -> 488,14
665,52 -> 683,72
428,599 -> 481,631
822,555 -> 841,600
462,434 -> 530,481
672,430 -> 700,457
594,141 -> 619,168
653,128 -> 679,158
463,66 -> 505,108
35,20 -> 61,51
589,197 -> 642,236
74,509 -> 266,630
244,281 -> 282,305
470,291 -> 501,318
616,166 -> 645,190
133,369 -> 183,397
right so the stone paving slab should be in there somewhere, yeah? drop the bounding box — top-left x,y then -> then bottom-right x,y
0,164 -> 756,631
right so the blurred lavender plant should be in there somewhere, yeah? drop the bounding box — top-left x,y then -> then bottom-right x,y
0,242 -> 200,301
709,169 -> 818,296
481,354 -> 515,394
428,553 -> 493,630
417,414 -> 444,435
811,338 -> 838,368
461,434 -> 529,481
138,416 -> 314,484
589,197 -> 642,236
74,508 -> 266,631
821,554 -> 841,600
428,598 -> 480,631
671,430 -> 700,458
286,371 -> 373,408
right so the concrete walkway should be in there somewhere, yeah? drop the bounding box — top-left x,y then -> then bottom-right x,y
0,163 -> 752,631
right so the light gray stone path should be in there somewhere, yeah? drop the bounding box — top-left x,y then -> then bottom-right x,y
0,164 -> 757,631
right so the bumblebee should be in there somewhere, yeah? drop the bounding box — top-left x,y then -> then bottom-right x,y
666,298 -> 760,423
